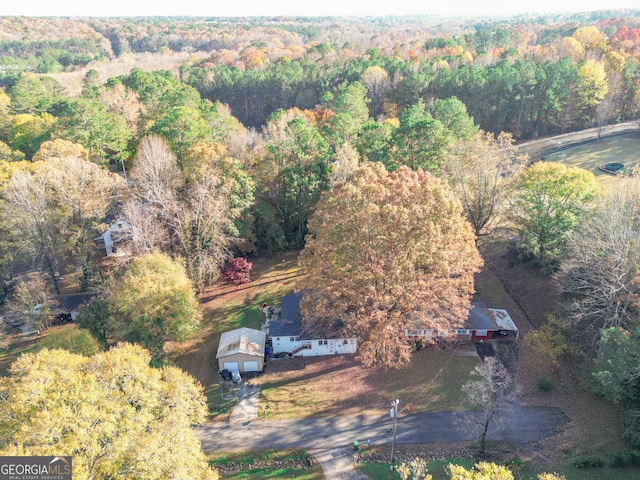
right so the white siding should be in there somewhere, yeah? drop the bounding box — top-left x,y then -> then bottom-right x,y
271,337 -> 357,356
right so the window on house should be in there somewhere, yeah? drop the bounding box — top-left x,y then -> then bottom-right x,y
455,329 -> 471,335
475,330 -> 488,336
290,337 -> 295,341
343,340 -> 348,345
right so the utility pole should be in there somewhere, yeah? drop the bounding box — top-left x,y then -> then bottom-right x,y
389,398 -> 399,476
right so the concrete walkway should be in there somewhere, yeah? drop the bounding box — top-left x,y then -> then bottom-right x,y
228,379 -> 261,424
310,447 -> 369,480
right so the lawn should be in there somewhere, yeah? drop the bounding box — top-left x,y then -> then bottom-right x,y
544,133 -> 640,184
260,346 -> 480,419
169,250 -> 300,418
358,457 -> 475,480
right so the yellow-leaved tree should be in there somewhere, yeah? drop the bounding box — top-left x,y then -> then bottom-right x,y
0,343 -> 218,480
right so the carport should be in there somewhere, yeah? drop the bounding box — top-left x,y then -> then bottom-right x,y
216,327 -> 266,373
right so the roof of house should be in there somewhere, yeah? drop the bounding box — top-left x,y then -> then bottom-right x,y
216,327 -> 266,359
269,292 -> 303,337
269,292 -> 353,340
466,302 -> 518,332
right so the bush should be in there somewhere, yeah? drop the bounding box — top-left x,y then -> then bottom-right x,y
572,456 -> 603,468
537,377 -> 553,392
222,258 -> 253,286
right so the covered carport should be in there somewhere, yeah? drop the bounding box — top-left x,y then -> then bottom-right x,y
216,327 -> 266,373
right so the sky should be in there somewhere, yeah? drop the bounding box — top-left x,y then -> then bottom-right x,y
0,0 -> 638,18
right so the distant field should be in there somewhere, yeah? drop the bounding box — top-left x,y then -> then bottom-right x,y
543,133 -> 640,184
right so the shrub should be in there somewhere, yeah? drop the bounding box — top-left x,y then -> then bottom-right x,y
572,456 -> 603,468
537,377 -> 553,392
222,258 -> 253,285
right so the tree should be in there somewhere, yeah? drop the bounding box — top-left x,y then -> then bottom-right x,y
360,66 -> 391,119
1,170 -> 63,293
77,298 -> 111,347
33,138 -> 89,162
130,133 -> 181,209
298,163 -> 482,368
389,101 -> 453,172
461,357 -> 514,456
222,257 -> 253,285
10,112 -> 56,159
445,131 -> 527,242
591,326 -> 640,403
510,162 -> 599,270
4,276 -> 57,331
36,156 -> 126,284
576,60 -> 608,126
0,344 -> 218,480
449,462 -> 514,480
37,328 -> 101,356
397,457 -> 432,480
556,177 -> 640,335
108,252 -> 201,360
152,106 -> 212,166
169,165 -> 232,290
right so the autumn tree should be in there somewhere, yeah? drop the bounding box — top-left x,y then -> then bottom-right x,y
449,462 -> 514,480
510,162 -> 598,271
0,344 -> 218,480
298,163 -> 482,368
108,251 -> 201,360
360,66 -> 391,119
445,131 -> 527,242
37,328 -> 101,356
556,177 -> 640,336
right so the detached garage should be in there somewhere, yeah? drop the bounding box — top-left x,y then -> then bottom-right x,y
216,327 -> 266,373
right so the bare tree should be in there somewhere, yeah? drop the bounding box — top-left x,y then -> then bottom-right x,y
130,134 -> 181,208
330,142 -> 360,184
169,166 -> 232,290
556,177 -> 640,339
461,357 -> 514,456
2,171 -> 62,293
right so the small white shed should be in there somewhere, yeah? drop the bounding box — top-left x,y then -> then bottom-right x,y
216,327 -> 266,373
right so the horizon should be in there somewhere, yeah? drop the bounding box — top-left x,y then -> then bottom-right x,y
1,1 -> 639,19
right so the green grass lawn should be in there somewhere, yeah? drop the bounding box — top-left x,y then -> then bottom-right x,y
544,134 -> 640,184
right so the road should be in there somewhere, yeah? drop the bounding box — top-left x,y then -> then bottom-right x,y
195,405 -> 568,453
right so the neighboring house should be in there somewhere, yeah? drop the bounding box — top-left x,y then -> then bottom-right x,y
216,327 -> 267,373
268,292 -> 358,357
459,302 -> 519,340
94,220 -> 132,256
403,302 -> 519,341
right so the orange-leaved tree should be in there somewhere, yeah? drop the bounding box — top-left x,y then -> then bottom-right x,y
298,163 -> 482,368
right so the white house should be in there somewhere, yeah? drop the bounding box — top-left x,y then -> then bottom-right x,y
94,220 -> 132,256
268,292 -> 358,357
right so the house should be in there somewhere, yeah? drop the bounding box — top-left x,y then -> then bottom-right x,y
216,327 -> 267,373
94,220 -> 132,256
268,292 -> 358,357
403,302 -> 519,341
457,302 -> 519,340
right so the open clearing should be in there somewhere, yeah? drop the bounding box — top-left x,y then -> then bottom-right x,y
543,132 -> 640,183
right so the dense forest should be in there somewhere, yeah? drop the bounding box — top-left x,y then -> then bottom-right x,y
2,11 -> 640,474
